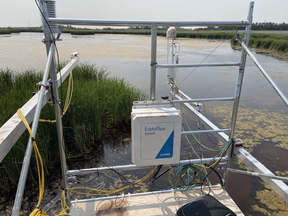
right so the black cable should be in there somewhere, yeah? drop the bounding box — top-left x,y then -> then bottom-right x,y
151,165 -> 162,182
152,167 -> 171,181
34,1 -> 68,177
202,124 -> 219,146
210,166 -> 223,187
35,0 -> 63,110
114,194 -> 125,208
149,165 -> 173,190
151,180 -> 170,190
43,85 -> 62,107
100,160 -> 132,185
177,29 -> 238,87
200,138 -> 234,194
36,83 -> 62,108
150,167 -> 173,190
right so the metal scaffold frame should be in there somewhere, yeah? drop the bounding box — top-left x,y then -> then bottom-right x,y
0,1 -> 285,215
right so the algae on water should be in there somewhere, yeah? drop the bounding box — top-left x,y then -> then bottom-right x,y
251,183 -> 288,216
206,104 -> 288,150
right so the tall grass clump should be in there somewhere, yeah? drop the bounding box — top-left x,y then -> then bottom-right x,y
0,63 -> 146,193
63,64 -> 146,154
231,33 -> 288,53
0,69 -> 56,192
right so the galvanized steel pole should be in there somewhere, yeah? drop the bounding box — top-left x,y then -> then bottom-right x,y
47,18 -> 251,27
39,0 -> 70,205
229,1 -> 254,141
11,44 -> 55,216
150,25 -> 157,100
241,42 -> 288,107
223,1 -> 254,187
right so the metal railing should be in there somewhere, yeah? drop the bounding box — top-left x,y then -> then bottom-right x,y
156,62 -> 241,68
47,18 -> 251,27
0,0 -> 285,215
241,41 -> 288,106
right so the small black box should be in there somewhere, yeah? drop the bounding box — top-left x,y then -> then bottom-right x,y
176,194 -> 237,216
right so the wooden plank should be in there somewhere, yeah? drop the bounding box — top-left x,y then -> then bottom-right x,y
71,187 -> 244,216
71,199 -> 127,216
0,56 -> 79,163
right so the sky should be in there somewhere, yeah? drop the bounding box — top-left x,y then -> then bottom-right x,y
0,0 -> 287,28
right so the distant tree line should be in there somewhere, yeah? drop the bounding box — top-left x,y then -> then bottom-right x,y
252,22 -> 288,30
128,26 -> 170,30
127,22 -> 288,31
207,22 -> 288,31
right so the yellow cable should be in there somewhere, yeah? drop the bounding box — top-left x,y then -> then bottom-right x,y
205,147 -> 228,168
17,109 -> 47,216
18,109 -> 71,216
67,166 -> 159,196
179,105 -> 201,159
55,191 -> 71,216
39,71 -> 73,123
182,125 -> 200,159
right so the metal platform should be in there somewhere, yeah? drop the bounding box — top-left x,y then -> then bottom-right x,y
70,187 -> 244,216
1,1 -> 287,215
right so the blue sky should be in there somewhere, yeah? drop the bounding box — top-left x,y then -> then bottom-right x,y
0,0 -> 287,27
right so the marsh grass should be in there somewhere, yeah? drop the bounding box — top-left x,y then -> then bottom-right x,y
0,27 -> 43,34
231,33 -> 288,53
0,63 -> 146,192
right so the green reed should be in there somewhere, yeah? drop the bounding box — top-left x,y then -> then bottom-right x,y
230,33 -> 288,53
0,63 -> 147,192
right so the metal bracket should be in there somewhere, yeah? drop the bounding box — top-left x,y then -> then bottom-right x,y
229,138 -> 243,158
36,81 -> 50,91
42,35 -> 62,44
236,31 -> 246,43
150,62 -> 157,66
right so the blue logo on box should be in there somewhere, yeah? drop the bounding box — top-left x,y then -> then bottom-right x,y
155,131 -> 174,159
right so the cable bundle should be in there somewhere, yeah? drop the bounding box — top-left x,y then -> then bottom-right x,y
169,164 -> 210,192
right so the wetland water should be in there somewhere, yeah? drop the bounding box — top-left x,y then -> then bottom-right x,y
1,33 -> 288,215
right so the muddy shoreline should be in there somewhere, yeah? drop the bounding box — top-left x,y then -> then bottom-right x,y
231,45 -> 288,61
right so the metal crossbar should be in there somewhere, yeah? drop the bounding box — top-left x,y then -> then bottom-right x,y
181,129 -> 231,135
47,18 -> 251,27
66,157 -> 229,176
156,62 -> 241,68
172,97 -> 235,103
226,168 -> 288,182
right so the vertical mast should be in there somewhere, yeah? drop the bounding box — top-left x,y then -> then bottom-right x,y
150,25 -> 157,100
38,0 -> 70,203
223,1 -> 254,186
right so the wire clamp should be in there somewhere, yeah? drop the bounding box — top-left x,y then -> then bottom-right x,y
37,81 -> 50,91
150,62 -> 157,66
236,31 -> 246,43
